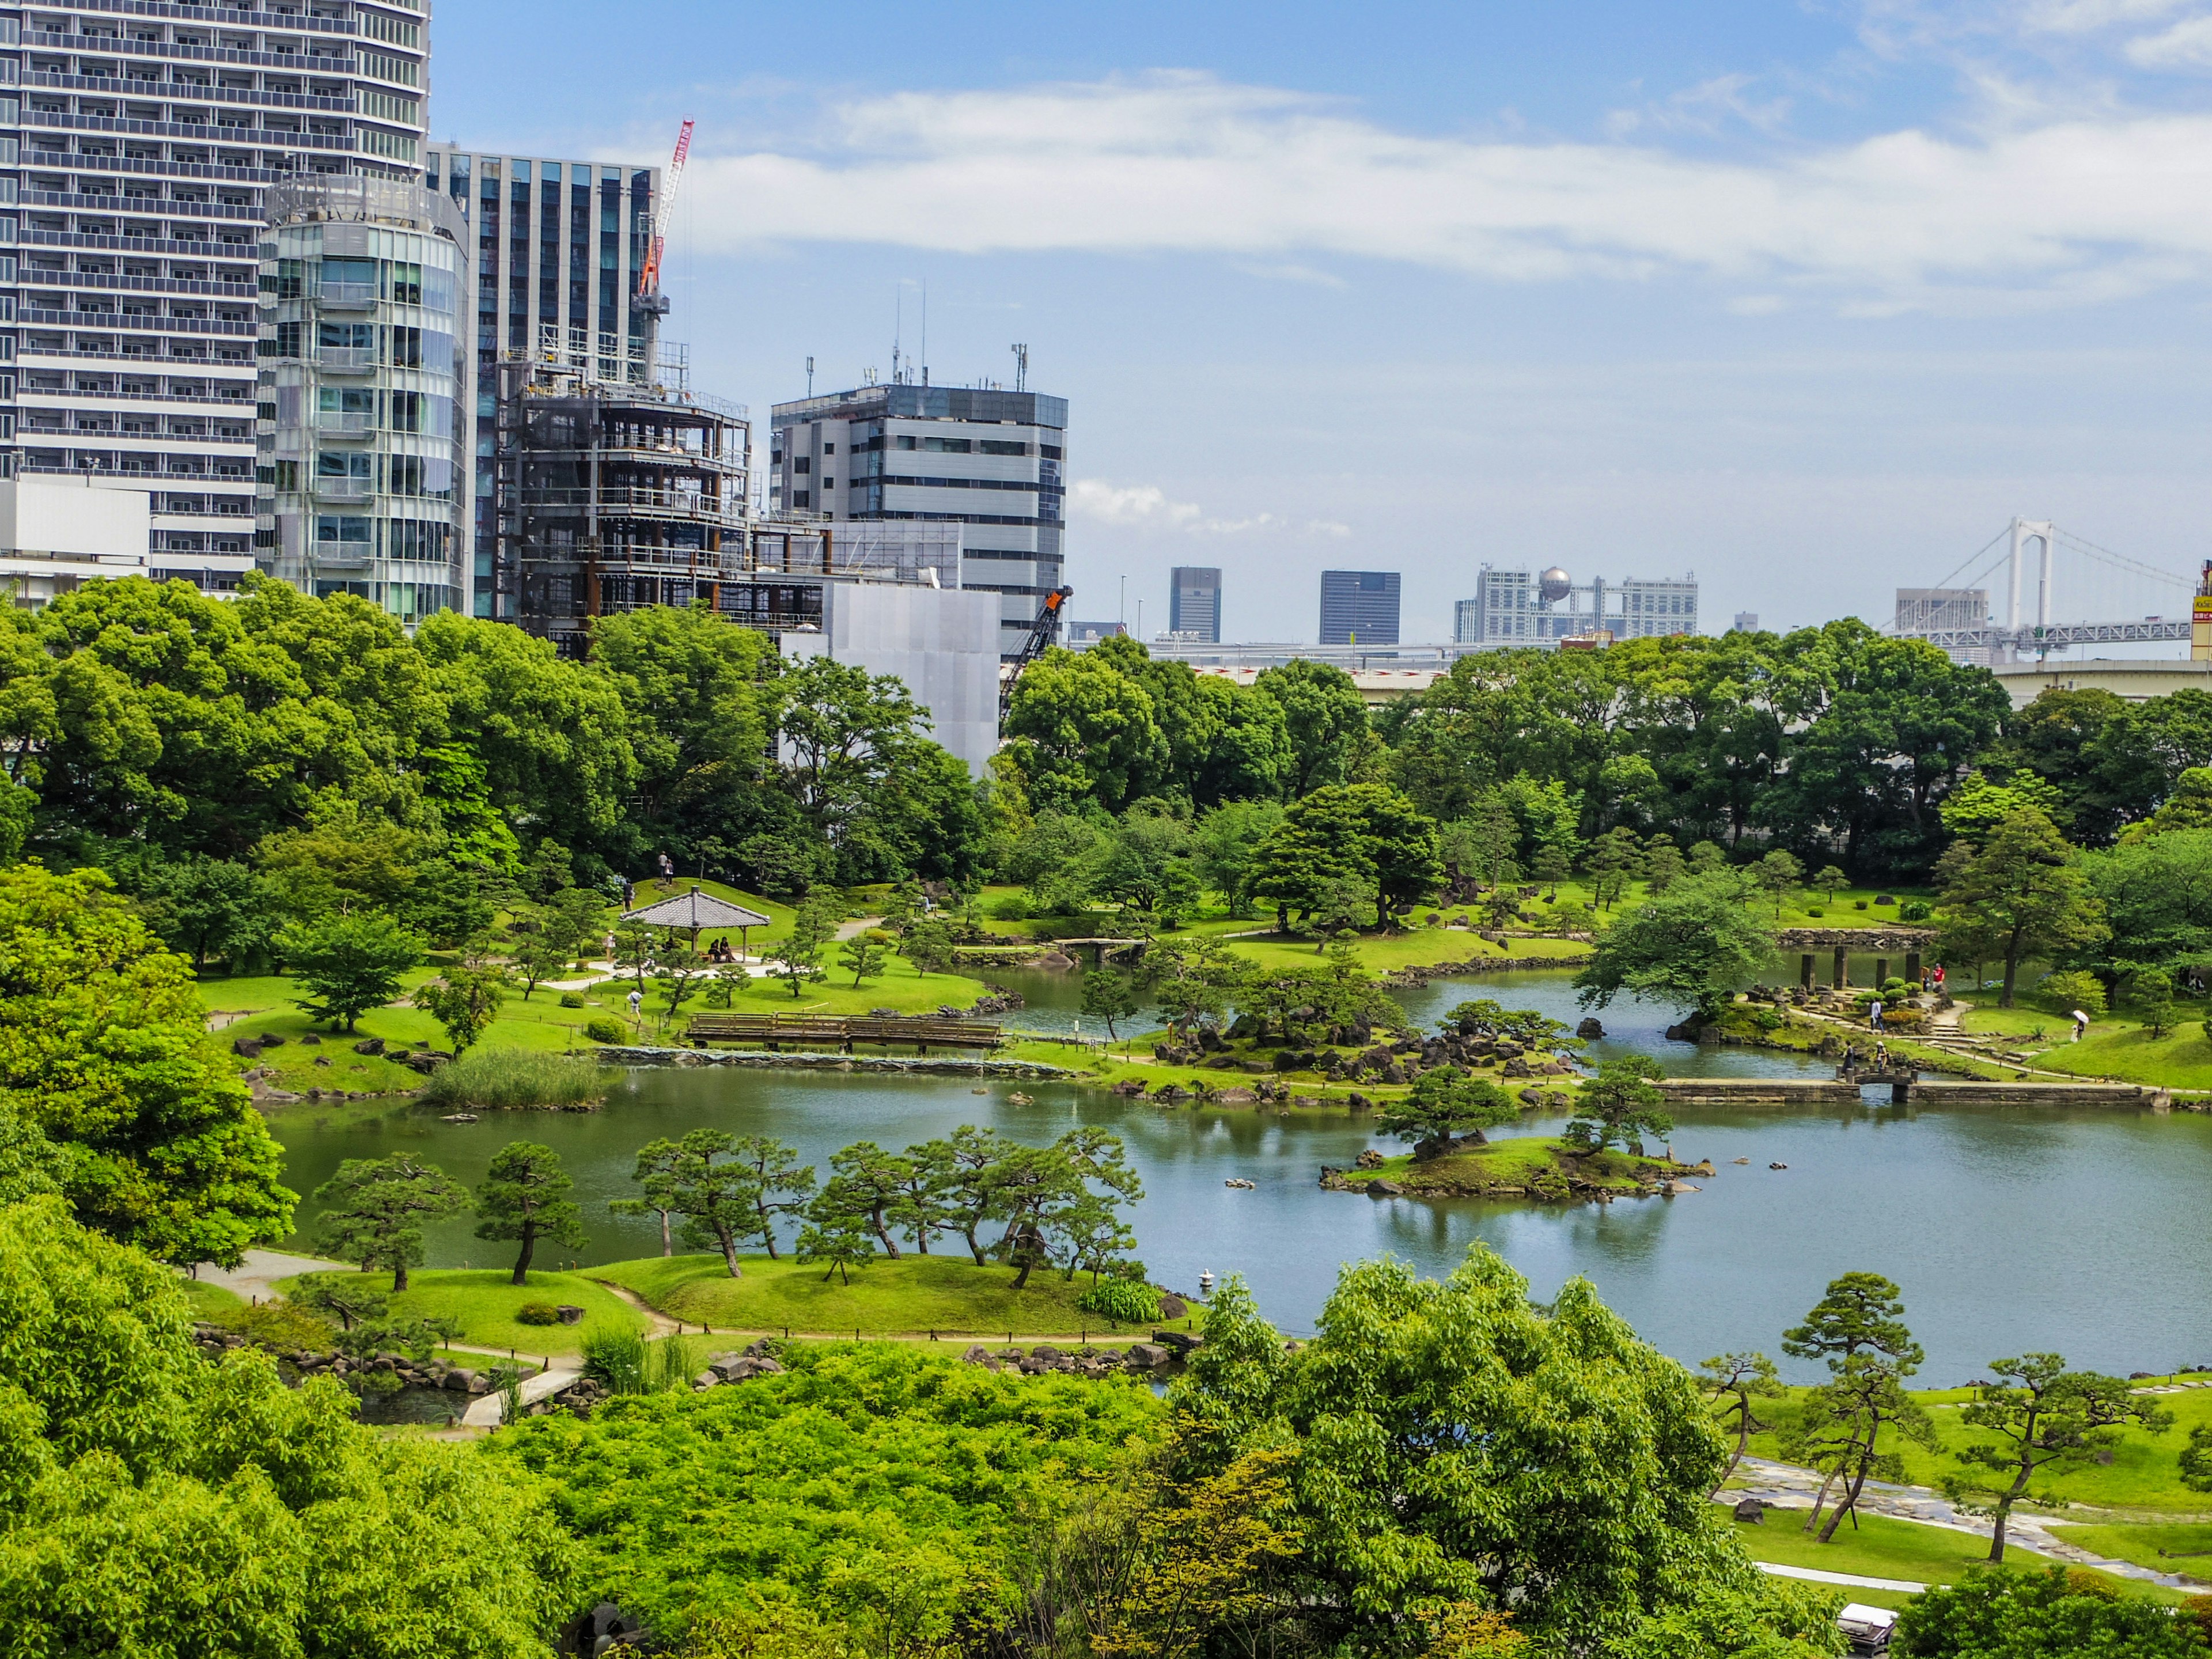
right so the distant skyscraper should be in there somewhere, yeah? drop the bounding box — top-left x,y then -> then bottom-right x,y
1457,565 -> 1698,646
1732,611 -> 1759,633
1169,566 -> 1221,642
1319,569 -> 1400,645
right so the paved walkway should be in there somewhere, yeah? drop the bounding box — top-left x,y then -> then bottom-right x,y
1755,1562 -> 1929,1593
190,1248 -> 354,1301
1729,1456 -> 2201,1589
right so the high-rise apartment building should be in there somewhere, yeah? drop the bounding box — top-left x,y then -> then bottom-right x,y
8,3 -> 429,590
1319,569 -> 1399,645
256,175 -> 470,622
423,146 -> 661,609
767,382 -> 1067,658
1169,565 -> 1220,642
1895,588 -> 1988,632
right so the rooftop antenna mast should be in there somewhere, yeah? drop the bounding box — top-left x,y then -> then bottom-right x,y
892,282 -> 903,384
920,279 -> 928,387
805,355 -> 815,396
1011,343 -> 1028,392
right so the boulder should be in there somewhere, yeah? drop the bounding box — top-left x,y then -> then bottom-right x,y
691,1370 -> 721,1391
961,1344 -> 996,1366
298,1033 -> 320,1046
441,1368 -> 478,1392
353,1036 -> 387,1056
1733,1498 -> 1766,1523
232,1036 -> 263,1058
1031,1344 -> 1064,1362
1354,1149 -> 1385,1169
552,1305 -> 585,1325
1150,1330 -> 1201,1356
1215,1088 -> 1257,1104
1368,1179 -> 1403,1196
1157,1294 -> 1188,1319
259,1035 -> 286,1048
1124,1342 -> 1171,1368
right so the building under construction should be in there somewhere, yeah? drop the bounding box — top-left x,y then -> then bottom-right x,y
487,345 -> 756,650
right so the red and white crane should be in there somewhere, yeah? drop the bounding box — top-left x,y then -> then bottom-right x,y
633,116 -> 694,317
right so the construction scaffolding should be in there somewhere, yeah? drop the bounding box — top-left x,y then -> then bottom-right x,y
492,351 -> 752,653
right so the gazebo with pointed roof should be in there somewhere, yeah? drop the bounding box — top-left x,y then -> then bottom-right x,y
622,885 -> 774,956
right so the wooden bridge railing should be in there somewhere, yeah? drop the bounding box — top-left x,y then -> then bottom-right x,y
684,1013 -> 1004,1054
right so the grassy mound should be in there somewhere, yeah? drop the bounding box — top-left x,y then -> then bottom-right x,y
418,1049 -> 608,1111
1335,1135 -> 1694,1200
277,1268 -> 648,1357
596,1253 -> 1194,1340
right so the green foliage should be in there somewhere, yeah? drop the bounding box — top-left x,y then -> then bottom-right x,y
514,1302 -> 559,1327
1253,658 -> 1370,796
0,863 -> 291,1266
1077,1278 -> 1162,1325
836,930 -> 888,988
558,989 -> 588,1009
475,1141 -> 588,1285
623,1130 -> 816,1278
133,854 -> 266,970
411,952 -> 514,1054
2078,828 -> 2212,981
1249,781 -> 1442,930
772,893 -> 838,998
1935,808 -> 2108,1007
1940,770 -> 2070,842
1564,1055 -> 1673,1153
1575,869 -> 1778,1020
2036,971 -> 2106,1018
1377,1065 -> 1522,1157
276,909 -> 424,1032
1173,1249 -> 1821,1654
417,1048 -> 608,1111
580,1327 -> 649,1396
487,1343 -> 1160,1643
1080,965 -> 1142,1040
310,1153 -> 469,1292
0,1192 -> 576,1654
585,1016 -> 627,1044
2133,969 -> 2179,1039
1892,1565 -> 2203,1658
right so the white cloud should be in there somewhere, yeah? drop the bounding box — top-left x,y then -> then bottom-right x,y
1070,478 -> 1350,538
2124,12 -> 2212,60
676,71 -> 2212,311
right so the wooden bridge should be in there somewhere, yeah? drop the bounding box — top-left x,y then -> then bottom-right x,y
684,1013 -> 1003,1054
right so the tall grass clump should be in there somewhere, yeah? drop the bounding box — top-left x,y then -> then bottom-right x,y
648,1334 -> 702,1394
418,1049 -> 607,1111
580,1326 -> 647,1395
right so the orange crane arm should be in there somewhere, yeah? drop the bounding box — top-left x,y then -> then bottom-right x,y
637,117 -> 694,299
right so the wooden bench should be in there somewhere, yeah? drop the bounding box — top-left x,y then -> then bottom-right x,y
684,1014 -> 1004,1054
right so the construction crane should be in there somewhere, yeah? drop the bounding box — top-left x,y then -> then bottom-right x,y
999,586 -> 1073,718
632,116 -> 694,319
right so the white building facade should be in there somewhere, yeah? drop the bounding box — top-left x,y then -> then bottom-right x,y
1459,565 -> 1700,646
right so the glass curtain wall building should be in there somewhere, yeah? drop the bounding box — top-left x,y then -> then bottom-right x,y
1168,565 -> 1220,642
423,146 -> 658,611
256,175 -> 468,622
5,1 -> 429,591
1319,569 -> 1400,645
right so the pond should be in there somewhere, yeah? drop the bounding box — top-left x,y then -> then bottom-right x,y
264,969 -> 2212,1384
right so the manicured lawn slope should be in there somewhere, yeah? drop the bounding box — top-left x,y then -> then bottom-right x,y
2049,1520 -> 2212,1580
1728,1508 -> 2181,1604
596,1252 -> 1194,1339
277,1267 -> 646,1356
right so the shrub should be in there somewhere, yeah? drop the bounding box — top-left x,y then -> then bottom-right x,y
647,1333 -> 701,1393
585,1016 -> 627,1044
1804,908 -> 1824,918
1897,897 -> 1932,922
581,1326 -> 647,1395
1853,899 -> 1869,910
559,991 -> 586,1009
515,1303 -> 559,1327
1881,978 -> 1912,996
418,1048 -> 607,1110
2037,971 -> 2107,1017
1076,1279 -> 1161,1327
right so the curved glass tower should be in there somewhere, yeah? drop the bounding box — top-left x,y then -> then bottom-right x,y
256,175 -> 470,623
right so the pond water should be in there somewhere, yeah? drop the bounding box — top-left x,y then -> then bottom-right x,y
264,969 -> 2212,1384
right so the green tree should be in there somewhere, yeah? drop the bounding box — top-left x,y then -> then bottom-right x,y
1782,1270 -> 1925,1537
1376,1066 -> 1522,1160
1941,1355 -> 2172,1562
635,1129 -> 774,1278
1249,782 -> 1441,931
1081,966 -> 1142,1041
649,944 -> 712,1027
1641,836 -> 1685,895
1582,824 -> 1643,910
474,1141 -> 588,1285
1782,1270 -> 1925,1373
1698,1352 -> 1785,1497
915,1124 -> 1020,1266
2133,968 -> 2177,1038
1939,770 -> 2070,843
1934,808 -> 2108,1007
1001,647 -> 1169,813
1191,799 -> 1286,915
1892,1565 -> 2205,1659
809,1142 -> 919,1259
730,1134 -> 816,1260
775,654 -> 931,846
1563,1056 -> 1673,1154
1754,848 -> 1804,919
0,865 -> 291,1266
796,1209 -> 878,1285
772,895 -> 838,998
135,855 -> 263,970
511,924 -> 574,1001
1575,870 -> 1776,1022
609,1138 -> 687,1256
1813,864 -> 1849,905
1789,1352 -> 1939,1543
838,930 -> 889,988
1173,1249 -> 1836,1654
310,1152 -> 468,1291
1251,659 -> 1369,796
1531,843 -> 1573,900
276,910 -> 423,1032
290,1271 -> 388,1332
411,955 -> 513,1054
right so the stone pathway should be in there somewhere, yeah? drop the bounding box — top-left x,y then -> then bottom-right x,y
461,1367 -> 581,1428
1728,1456 -> 2202,1589
588,1277 -> 680,1339
189,1248 -> 354,1301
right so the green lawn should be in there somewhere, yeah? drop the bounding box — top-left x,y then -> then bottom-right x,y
594,1252 -> 1199,1341
276,1267 -> 647,1357
1728,1507 -> 2183,1604
2049,1521 -> 2212,1581
1745,1380 -> 2212,1515
179,1277 -> 245,1319
2030,1024 -> 2212,1091
1225,929 -> 1590,975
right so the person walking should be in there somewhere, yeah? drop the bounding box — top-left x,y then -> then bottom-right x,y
1868,997 -> 1885,1034
2072,1008 -> 2090,1043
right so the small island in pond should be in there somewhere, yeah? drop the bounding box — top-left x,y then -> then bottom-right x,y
1323,1135 -> 1711,1202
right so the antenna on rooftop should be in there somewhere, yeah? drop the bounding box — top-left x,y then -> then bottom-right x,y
1012,343 -> 1028,392
805,355 -> 815,396
892,282 -> 903,385
920,279 -> 929,388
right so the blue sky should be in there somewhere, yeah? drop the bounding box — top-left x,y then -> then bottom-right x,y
432,1 -> 2212,643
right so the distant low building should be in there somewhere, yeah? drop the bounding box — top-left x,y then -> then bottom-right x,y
1732,611 -> 1760,634
0,475 -> 247,609
1063,619 -> 1128,647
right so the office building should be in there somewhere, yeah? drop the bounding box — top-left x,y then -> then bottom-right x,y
1732,611 -> 1759,633
11,4 -> 428,578
1169,565 -> 1220,643
1895,588 -> 1989,632
424,146 -> 663,601
768,381 -> 1067,658
257,175 -> 471,623
1457,565 -> 1699,646
1320,569 -> 1400,645
1064,619 -> 1126,648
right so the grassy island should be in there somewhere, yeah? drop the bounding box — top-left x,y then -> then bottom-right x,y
1327,1135 -> 1703,1201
